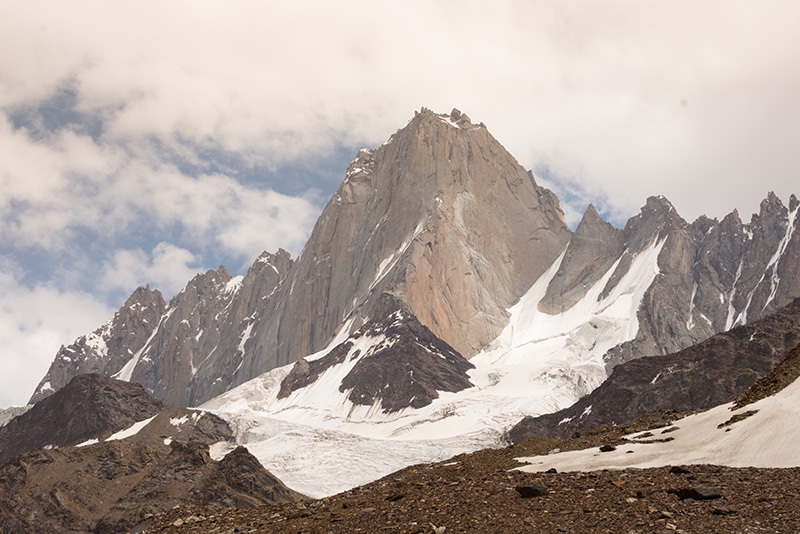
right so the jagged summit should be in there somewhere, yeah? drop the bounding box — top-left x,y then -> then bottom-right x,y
29,285 -> 166,404
29,110 -> 800,422
287,103 -> 571,363
538,202 -> 623,314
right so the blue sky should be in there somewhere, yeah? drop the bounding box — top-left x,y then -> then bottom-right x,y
1,1 -> 799,407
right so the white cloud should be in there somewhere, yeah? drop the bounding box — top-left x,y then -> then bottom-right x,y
0,267 -> 112,407
0,120 -> 318,257
2,1 -> 797,223
100,243 -> 202,299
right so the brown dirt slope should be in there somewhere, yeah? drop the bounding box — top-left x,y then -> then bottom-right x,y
139,416 -> 800,534
0,440 -> 300,534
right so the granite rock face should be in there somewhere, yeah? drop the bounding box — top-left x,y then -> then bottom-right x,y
601,193 -> 800,371
538,203 -> 624,315
256,107 -> 571,373
121,251 -> 292,406
31,109 -> 571,407
29,109 -> 800,413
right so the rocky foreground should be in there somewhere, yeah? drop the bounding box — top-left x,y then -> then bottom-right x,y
140,420 -> 800,534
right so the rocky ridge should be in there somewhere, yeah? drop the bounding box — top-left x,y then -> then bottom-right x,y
0,440 -> 299,534
278,295 -> 474,413
1,374 -> 165,467
30,286 -> 166,404
30,109 -> 800,421
0,374 -> 300,533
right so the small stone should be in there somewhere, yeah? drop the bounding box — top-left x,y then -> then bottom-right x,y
515,484 -> 549,498
172,519 -> 183,527
546,467 -> 558,474
713,505 -> 740,515
668,486 -> 722,500
599,444 -> 616,452
669,466 -> 692,475
660,511 -> 674,519
360,507 -> 375,514
626,497 -> 638,503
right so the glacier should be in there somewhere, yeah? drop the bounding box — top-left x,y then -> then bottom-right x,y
202,237 -> 667,497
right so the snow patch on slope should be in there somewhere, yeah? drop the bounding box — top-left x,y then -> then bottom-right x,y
106,415 -> 157,441
114,308 -> 174,382
225,275 -> 244,294
517,373 -> 800,473
369,220 -> 427,291
472,236 -> 666,408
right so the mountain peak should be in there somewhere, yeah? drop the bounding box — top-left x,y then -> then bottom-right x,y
643,194 -> 676,213
262,107 -> 572,366
3,374 -> 164,466
575,203 -> 607,230
414,106 -> 484,131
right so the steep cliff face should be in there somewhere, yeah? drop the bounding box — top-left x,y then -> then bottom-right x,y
538,203 -> 624,315
119,250 -> 293,406
253,107 -> 571,376
29,109 -> 800,414
40,108 -> 570,407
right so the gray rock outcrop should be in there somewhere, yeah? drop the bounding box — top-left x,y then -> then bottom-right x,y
507,297 -> 800,442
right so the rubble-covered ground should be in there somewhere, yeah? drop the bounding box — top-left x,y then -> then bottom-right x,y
141,420 -> 800,534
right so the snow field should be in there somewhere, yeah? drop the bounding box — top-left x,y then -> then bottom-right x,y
516,372 -> 800,473
202,237 -> 668,496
